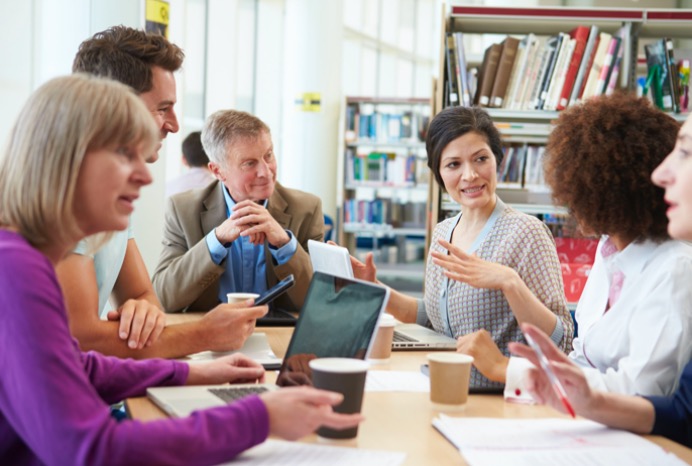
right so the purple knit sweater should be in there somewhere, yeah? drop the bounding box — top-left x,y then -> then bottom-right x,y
0,230 -> 269,465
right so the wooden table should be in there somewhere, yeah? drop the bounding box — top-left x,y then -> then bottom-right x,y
127,324 -> 692,465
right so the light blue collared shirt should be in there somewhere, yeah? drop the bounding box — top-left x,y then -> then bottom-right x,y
205,186 -> 298,303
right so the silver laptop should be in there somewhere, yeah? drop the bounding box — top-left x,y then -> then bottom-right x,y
308,240 -> 354,278
147,272 -> 390,418
392,323 -> 457,350
307,241 -> 456,351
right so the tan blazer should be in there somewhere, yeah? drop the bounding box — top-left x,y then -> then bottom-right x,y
152,181 -> 324,312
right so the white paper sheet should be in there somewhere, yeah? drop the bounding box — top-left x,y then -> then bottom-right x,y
225,439 -> 406,465
433,416 -> 687,466
184,333 -> 282,368
365,370 -> 430,392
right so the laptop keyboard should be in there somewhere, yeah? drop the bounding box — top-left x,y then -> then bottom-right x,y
209,386 -> 269,403
393,331 -> 418,343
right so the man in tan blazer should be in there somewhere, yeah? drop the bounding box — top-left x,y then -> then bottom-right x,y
153,110 -> 323,313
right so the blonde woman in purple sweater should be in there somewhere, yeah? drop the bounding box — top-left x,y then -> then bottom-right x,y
0,74 -> 361,466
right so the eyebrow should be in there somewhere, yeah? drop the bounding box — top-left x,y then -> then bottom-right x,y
441,147 -> 488,161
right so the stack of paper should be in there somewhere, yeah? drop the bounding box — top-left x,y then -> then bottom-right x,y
228,439 -> 406,465
365,371 -> 429,392
433,416 -> 686,466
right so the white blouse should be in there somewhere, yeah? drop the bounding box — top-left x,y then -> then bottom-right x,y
506,237 -> 692,400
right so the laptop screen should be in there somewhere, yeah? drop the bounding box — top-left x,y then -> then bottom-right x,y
276,272 -> 389,387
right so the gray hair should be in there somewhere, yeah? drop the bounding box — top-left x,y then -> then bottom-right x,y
201,109 -> 270,166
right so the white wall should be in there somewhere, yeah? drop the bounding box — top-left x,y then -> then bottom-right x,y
279,0 -> 343,219
0,0 -> 33,156
0,0 -> 171,273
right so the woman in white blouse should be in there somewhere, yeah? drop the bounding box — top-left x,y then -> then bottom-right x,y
435,93 -> 692,399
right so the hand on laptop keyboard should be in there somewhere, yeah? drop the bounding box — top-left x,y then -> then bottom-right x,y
186,353 -> 265,385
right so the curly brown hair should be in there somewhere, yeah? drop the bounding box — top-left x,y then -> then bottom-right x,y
73,25 -> 184,94
545,92 -> 678,242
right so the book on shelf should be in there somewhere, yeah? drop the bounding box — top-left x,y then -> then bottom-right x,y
453,32 -> 472,107
535,34 -> 565,110
503,34 -> 534,110
664,37 -> 681,114
445,33 -> 460,106
475,42 -> 502,106
544,35 -> 576,111
500,145 -> 527,186
400,111 -> 414,138
489,36 -> 520,108
346,150 -> 424,186
604,26 -> 629,96
343,199 -> 426,230
680,57 -> 690,113
512,36 -> 546,110
526,35 -> 557,110
523,146 -> 547,190
556,25 -> 591,110
645,39 -> 675,112
595,35 -> 622,97
351,106 -> 424,143
579,31 -> 612,102
568,25 -> 600,107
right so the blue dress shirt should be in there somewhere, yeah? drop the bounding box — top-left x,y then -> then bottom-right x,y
205,186 -> 298,303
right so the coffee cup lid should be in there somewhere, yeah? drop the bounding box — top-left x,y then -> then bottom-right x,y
309,358 -> 370,373
378,313 -> 397,327
427,353 -> 473,364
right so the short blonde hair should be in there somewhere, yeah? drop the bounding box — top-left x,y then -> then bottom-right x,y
0,74 -> 158,248
201,109 -> 270,166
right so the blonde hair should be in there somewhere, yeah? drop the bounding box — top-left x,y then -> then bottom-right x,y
0,74 -> 158,248
201,109 -> 270,166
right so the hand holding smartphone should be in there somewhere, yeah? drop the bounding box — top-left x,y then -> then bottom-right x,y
254,274 -> 295,306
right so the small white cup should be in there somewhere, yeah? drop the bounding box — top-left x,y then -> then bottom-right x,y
368,314 -> 397,363
226,292 -> 259,304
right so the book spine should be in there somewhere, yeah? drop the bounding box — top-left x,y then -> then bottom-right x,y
557,26 -> 589,111
545,35 -> 575,111
503,34 -> 531,109
569,25 -> 599,106
534,35 -> 561,110
454,32 -> 472,106
595,37 -> 620,96
445,34 -> 459,106
490,37 -> 520,108
478,43 -> 502,107
581,32 -> 612,102
664,37 -> 680,113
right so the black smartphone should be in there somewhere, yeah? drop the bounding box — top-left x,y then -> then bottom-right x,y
254,274 -> 295,306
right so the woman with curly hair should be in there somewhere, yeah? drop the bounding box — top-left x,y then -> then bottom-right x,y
510,109 -> 692,447
350,105 -> 573,391
435,92 -> 692,400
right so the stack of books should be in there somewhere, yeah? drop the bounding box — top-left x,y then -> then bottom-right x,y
444,24 -> 639,111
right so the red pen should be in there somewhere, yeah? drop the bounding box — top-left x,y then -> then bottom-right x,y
524,333 -> 576,418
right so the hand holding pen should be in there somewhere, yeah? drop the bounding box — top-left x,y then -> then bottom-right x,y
509,323 -> 595,419
523,332 -> 575,418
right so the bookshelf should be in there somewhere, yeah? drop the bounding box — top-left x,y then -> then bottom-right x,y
431,5 -> 692,306
337,97 -> 431,286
